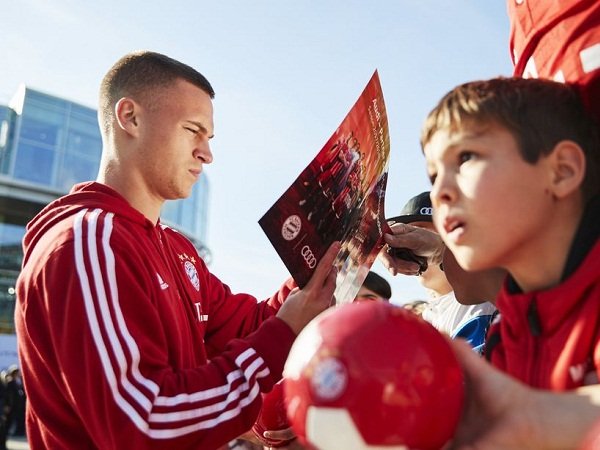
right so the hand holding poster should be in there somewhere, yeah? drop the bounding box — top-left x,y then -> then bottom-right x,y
259,71 -> 391,304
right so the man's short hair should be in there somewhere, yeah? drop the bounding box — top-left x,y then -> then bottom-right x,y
420,77 -> 600,201
362,271 -> 392,300
99,51 -> 215,135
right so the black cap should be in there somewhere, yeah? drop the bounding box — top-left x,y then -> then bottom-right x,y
387,191 -> 432,224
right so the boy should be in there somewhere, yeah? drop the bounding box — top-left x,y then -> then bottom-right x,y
421,76 -> 600,390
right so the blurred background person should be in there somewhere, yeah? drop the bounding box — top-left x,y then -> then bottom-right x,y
4,365 -> 25,439
387,192 -> 496,351
402,299 -> 428,316
354,271 -> 392,302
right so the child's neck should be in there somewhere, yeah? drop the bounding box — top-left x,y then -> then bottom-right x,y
508,201 -> 584,292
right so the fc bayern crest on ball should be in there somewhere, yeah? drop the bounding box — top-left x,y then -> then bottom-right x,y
310,357 -> 348,401
281,215 -> 302,241
184,260 -> 200,291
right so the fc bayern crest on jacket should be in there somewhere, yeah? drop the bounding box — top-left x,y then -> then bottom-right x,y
179,253 -> 200,291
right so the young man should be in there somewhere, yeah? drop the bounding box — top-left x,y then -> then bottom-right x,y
15,51 -> 339,450
421,76 -> 600,389
388,192 -> 496,352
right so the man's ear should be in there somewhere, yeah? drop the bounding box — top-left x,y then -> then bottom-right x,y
548,140 -> 586,199
114,97 -> 139,137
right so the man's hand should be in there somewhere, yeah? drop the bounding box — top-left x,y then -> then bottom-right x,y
276,242 -> 340,335
263,428 -> 305,449
379,223 -> 444,276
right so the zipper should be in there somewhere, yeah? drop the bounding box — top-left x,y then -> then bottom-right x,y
527,297 -> 543,386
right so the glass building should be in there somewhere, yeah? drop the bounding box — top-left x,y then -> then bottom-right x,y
0,85 -> 211,334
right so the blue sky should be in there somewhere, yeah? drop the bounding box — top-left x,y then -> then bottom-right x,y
0,0 -> 512,302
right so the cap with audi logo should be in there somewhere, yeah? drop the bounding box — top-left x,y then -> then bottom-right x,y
387,191 -> 433,224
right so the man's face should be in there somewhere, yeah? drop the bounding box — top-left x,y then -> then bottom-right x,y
424,122 -> 553,273
410,221 -> 452,296
442,248 -> 506,305
136,78 -> 214,202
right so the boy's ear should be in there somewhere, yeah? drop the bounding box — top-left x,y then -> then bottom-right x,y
548,140 -> 586,199
114,97 -> 139,137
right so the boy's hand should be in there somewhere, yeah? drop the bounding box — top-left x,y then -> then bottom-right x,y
448,339 -> 600,450
379,223 -> 444,276
276,242 -> 340,335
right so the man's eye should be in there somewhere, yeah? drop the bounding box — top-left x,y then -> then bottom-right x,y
184,127 -> 199,135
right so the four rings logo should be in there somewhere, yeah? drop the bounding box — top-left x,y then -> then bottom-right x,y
420,206 -> 433,216
282,215 -> 302,241
301,245 -> 317,268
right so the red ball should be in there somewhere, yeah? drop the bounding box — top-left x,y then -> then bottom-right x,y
283,301 -> 464,450
252,380 -> 294,447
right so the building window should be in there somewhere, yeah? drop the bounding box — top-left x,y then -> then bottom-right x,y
13,142 -> 55,185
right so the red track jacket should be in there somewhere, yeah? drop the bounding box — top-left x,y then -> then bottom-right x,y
487,197 -> 600,390
508,0 -> 600,120
15,182 -> 296,449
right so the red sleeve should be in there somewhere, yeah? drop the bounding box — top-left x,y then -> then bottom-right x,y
18,210 -> 294,450
201,274 -> 297,358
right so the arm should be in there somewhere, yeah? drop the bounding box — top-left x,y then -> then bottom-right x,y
202,274 -> 297,356
41,238 -> 270,449
448,339 -> 600,450
48,223 -> 337,450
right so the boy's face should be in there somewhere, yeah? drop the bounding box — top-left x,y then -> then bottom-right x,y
424,122 -> 555,273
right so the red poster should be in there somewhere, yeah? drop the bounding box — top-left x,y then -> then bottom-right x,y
259,71 -> 391,304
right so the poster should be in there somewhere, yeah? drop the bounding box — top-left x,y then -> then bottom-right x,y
259,71 -> 391,304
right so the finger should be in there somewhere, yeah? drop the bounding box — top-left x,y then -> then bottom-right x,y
329,294 -> 337,307
321,265 -> 338,301
448,338 -> 490,375
264,427 -> 296,440
388,222 -> 413,233
305,241 -> 341,289
379,249 -> 421,275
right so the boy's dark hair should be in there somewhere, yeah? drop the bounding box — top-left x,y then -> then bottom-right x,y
362,271 -> 392,300
420,77 -> 600,201
99,51 -> 215,135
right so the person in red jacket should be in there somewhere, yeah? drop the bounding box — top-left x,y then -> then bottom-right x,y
15,51 -> 339,450
508,0 -> 600,124
421,76 -> 600,390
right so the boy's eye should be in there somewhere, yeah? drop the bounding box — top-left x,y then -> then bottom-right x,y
428,172 -> 437,185
458,151 -> 474,164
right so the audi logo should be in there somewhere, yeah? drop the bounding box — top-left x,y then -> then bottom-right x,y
420,207 -> 433,216
301,245 -> 317,269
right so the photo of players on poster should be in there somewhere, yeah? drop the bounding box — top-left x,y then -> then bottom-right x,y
259,71 -> 391,304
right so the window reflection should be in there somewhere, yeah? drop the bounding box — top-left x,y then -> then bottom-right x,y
19,117 -> 60,146
13,142 -> 55,185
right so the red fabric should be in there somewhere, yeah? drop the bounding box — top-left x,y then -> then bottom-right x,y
488,239 -> 600,390
508,0 -> 600,122
15,182 -> 296,450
